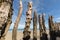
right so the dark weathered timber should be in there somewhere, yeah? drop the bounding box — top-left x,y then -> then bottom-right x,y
48,16 -> 56,40
33,11 -> 37,40
23,2 -> 32,40
39,14 -> 48,40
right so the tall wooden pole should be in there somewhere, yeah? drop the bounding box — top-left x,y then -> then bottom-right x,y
39,14 -> 48,40
42,14 -> 46,32
48,16 -> 55,32
0,0 -> 13,40
38,14 -> 43,38
23,2 -> 32,40
48,16 -> 56,40
12,0 -> 23,40
33,11 -> 37,40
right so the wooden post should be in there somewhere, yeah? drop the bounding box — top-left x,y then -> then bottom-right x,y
39,14 -> 48,40
33,11 -> 37,40
12,0 -> 23,40
0,0 -> 13,40
38,15 -> 43,38
23,2 -> 32,40
48,16 -> 56,40
42,14 -> 46,32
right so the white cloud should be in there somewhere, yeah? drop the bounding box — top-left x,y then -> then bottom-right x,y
54,17 -> 60,22
10,23 -> 25,29
10,23 -> 14,29
18,24 -> 25,29
56,17 -> 60,20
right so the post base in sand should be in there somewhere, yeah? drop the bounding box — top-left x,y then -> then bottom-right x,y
40,33 -> 48,40
0,37 -> 5,40
23,31 -> 31,40
33,37 -> 37,40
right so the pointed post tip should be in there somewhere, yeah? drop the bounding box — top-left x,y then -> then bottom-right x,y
20,0 -> 23,8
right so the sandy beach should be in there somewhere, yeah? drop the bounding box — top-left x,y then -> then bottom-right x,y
5,30 -> 48,40
5,30 -> 60,40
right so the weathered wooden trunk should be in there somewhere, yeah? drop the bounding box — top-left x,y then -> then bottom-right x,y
48,16 -> 54,40
23,2 -> 32,40
33,11 -> 37,40
39,14 -> 48,40
48,16 -> 60,40
12,0 -> 23,40
0,0 -> 13,40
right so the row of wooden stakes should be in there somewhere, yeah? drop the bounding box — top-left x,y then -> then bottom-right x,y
0,0 -> 60,40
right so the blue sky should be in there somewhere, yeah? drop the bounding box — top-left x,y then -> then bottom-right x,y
10,0 -> 60,29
